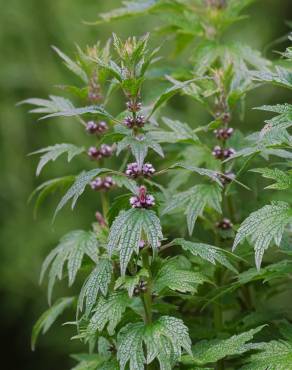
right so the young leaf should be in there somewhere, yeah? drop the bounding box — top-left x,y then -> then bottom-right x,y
173,238 -> 238,273
115,268 -> 149,297
241,340 -> 292,370
31,297 -> 74,350
250,168 -> 292,190
149,117 -> 199,143
117,316 -> 192,370
78,258 -> 113,315
233,202 -> 292,270
181,326 -> 264,366
54,168 -> 109,218
117,134 -> 164,168
30,144 -> 85,176
154,257 -> 209,294
40,230 -> 99,303
163,184 -> 222,235
52,46 -> 88,83
107,208 -> 163,275
87,292 -> 131,336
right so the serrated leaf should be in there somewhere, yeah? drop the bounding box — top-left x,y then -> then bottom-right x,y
174,238 -> 238,273
241,340 -> 292,370
115,268 -> 149,297
52,46 -> 88,83
154,257 -> 209,294
87,292 -> 131,336
117,316 -> 192,370
250,168 -> 292,190
233,202 -> 292,270
117,134 -> 164,168
107,208 -> 163,275
32,297 -> 74,350
54,168 -> 109,218
149,117 -> 199,143
78,258 -> 113,315
19,95 -> 74,115
182,326 -> 264,366
30,144 -> 85,176
254,66 -> 292,90
41,105 -> 114,121
41,230 -> 99,303
163,184 -> 222,235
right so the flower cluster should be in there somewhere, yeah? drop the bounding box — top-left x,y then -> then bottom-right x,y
216,171 -> 236,186
87,144 -> 113,160
212,146 -> 235,160
214,127 -> 234,141
216,218 -> 233,230
88,73 -> 102,103
125,162 -> 155,178
133,280 -> 147,296
123,114 -> 146,129
86,120 -> 108,135
90,176 -> 115,191
130,185 -> 155,209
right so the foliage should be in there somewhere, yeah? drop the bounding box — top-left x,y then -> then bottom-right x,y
24,3 -> 292,370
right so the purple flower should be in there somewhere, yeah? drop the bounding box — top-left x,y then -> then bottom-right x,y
126,101 -> 142,112
86,121 -> 98,134
142,163 -> 155,177
88,146 -> 100,160
216,218 -> 233,230
223,148 -> 236,159
90,176 -> 115,191
125,162 -> 140,178
214,127 -> 234,140
216,171 -> 236,186
130,186 -> 155,209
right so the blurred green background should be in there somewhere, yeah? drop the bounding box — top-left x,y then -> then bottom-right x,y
0,0 -> 291,369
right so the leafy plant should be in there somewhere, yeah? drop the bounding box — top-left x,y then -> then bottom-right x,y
24,1 -> 292,369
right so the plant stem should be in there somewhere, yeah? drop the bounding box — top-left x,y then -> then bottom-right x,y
142,251 -> 153,325
100,191 -> 109,221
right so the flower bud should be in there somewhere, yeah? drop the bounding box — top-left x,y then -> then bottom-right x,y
130,186 -> 155,209
126,101 -> 142,113
214,127 -> 234,140
223,148 -> 236,159
86,121 -> 98,134
216,218 -> 233,230
216,171 -> 236,186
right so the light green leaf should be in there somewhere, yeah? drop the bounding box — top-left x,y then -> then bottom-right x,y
182,326 -> 264,366
52,46 -> 88,83
54,168 -> 109,218
250,168 -> 292,190
78,258 -> 113,315
117,316 -> 192,370
19,95 -> 74,115
30,144 -> 85,176
233,202 -> 292,270
87,292 -> 131,336
41,230 -> 99,303
154,257 -> 209,294
32,297 -> 74,350
163,184 -> 222,235
174,238 -> 238,273
107,208 -> 163,275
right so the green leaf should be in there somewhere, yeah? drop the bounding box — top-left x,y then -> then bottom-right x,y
40,230 -> 99,303
154,257 -> 209,294
41,105 -> 114,121
250,168 -> 292,190
19,95 -> 74,115
233,202 -> 292,270
117,134 -> 164,168
181,326 -> 264,366
32,297 -> 74,350
29,176 -> 75,217
173,163 -> 224,187
54,168 -> 109,218
30,144 -> 85,176
78,258 -> 113,315
107,208 -> 163,275
52,46 -> 88,83
87,292 -> 131,336
241,340 -> 292,370
117,316 -> 192,370
163,184 -> 222,235
149,117 -> 199,143
254,66 -> 292,90
173,238 -> 238,273
148,79 -> 196,117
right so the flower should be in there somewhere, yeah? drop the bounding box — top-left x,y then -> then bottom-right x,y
90,176 -> 115,191
130,185 -> 155,209
216,218 -> 233,230
214,127 -> 234,140
125,162 -> 155,178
